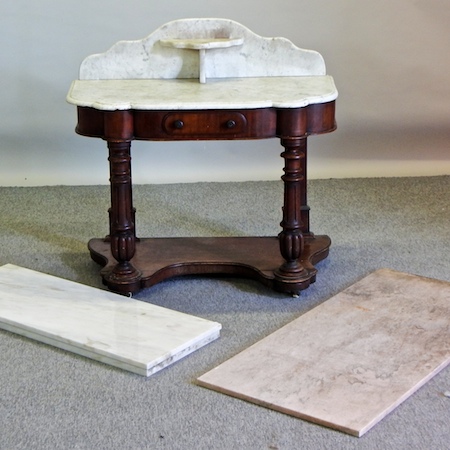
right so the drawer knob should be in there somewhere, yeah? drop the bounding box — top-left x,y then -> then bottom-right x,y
226,120 -> 236,129
173,119 -> 184,129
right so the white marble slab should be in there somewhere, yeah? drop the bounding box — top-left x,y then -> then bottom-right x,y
0,264 -> 221,377
198,269 -> 450,437
67,76 -> 337,111
78,18 -> 326,81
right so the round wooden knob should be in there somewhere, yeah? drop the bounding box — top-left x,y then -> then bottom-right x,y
173,120 -> 184,129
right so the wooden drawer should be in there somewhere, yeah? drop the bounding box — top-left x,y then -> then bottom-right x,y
133,109 -> 277,140
163,111 -> 248,136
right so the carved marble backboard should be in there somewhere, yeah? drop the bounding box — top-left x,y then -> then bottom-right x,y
79,18 -> 326,82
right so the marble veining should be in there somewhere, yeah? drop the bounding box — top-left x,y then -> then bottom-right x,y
68,19 -> 337,109
198,269 -> 450,437
0,264 -> 221,377
67,76 -> 337,111
78,18 -> 327,81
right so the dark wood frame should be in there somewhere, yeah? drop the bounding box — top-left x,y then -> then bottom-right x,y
75,101 -> 336,295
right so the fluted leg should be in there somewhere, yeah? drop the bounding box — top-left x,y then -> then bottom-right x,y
274,137 -> 309,290
105,140 -> 141,291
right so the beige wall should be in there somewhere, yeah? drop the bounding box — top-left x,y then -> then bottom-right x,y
1,1 -> 449,186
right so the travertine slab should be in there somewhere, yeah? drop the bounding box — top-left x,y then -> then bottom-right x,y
198,269 -> 450,437
0,264 -> 221,377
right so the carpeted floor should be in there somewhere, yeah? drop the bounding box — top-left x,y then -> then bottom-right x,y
1,176 -> 449,449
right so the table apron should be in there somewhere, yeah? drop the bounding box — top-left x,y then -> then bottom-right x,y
75,102 -> 336,141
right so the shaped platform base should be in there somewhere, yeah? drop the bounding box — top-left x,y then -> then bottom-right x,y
88,235 -> 331,295
198,269 -> 450,437
0,264 -> 221,377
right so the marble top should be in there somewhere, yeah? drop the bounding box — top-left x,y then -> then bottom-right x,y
68,19 -> 337,110
67,76 -> 337,110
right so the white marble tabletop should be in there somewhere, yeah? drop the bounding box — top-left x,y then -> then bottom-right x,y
66,76 -> 337,111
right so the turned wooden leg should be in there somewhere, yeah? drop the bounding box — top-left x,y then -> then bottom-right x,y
274,137 -> 309,292
105,140 -> 141,292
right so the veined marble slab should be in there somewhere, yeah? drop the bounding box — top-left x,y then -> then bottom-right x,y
67,76 -> 337,111
198,269 -> 450,437
78,18 -> 326,81
0,264 -> 221,377
68,18 -> 337,108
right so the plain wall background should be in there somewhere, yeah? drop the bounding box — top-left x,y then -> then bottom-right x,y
1,0 -> 449,186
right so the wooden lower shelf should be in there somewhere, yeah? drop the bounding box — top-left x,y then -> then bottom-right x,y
88,235 -> 331,295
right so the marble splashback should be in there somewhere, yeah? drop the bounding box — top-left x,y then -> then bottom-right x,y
79,18 -> 327,81
198,269 -> 450,437
0,264 -> 221,377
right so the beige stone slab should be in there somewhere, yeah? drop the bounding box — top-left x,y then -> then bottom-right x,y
198,269 -> 450,437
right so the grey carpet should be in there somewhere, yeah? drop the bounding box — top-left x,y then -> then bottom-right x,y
1,176 -> 449,449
